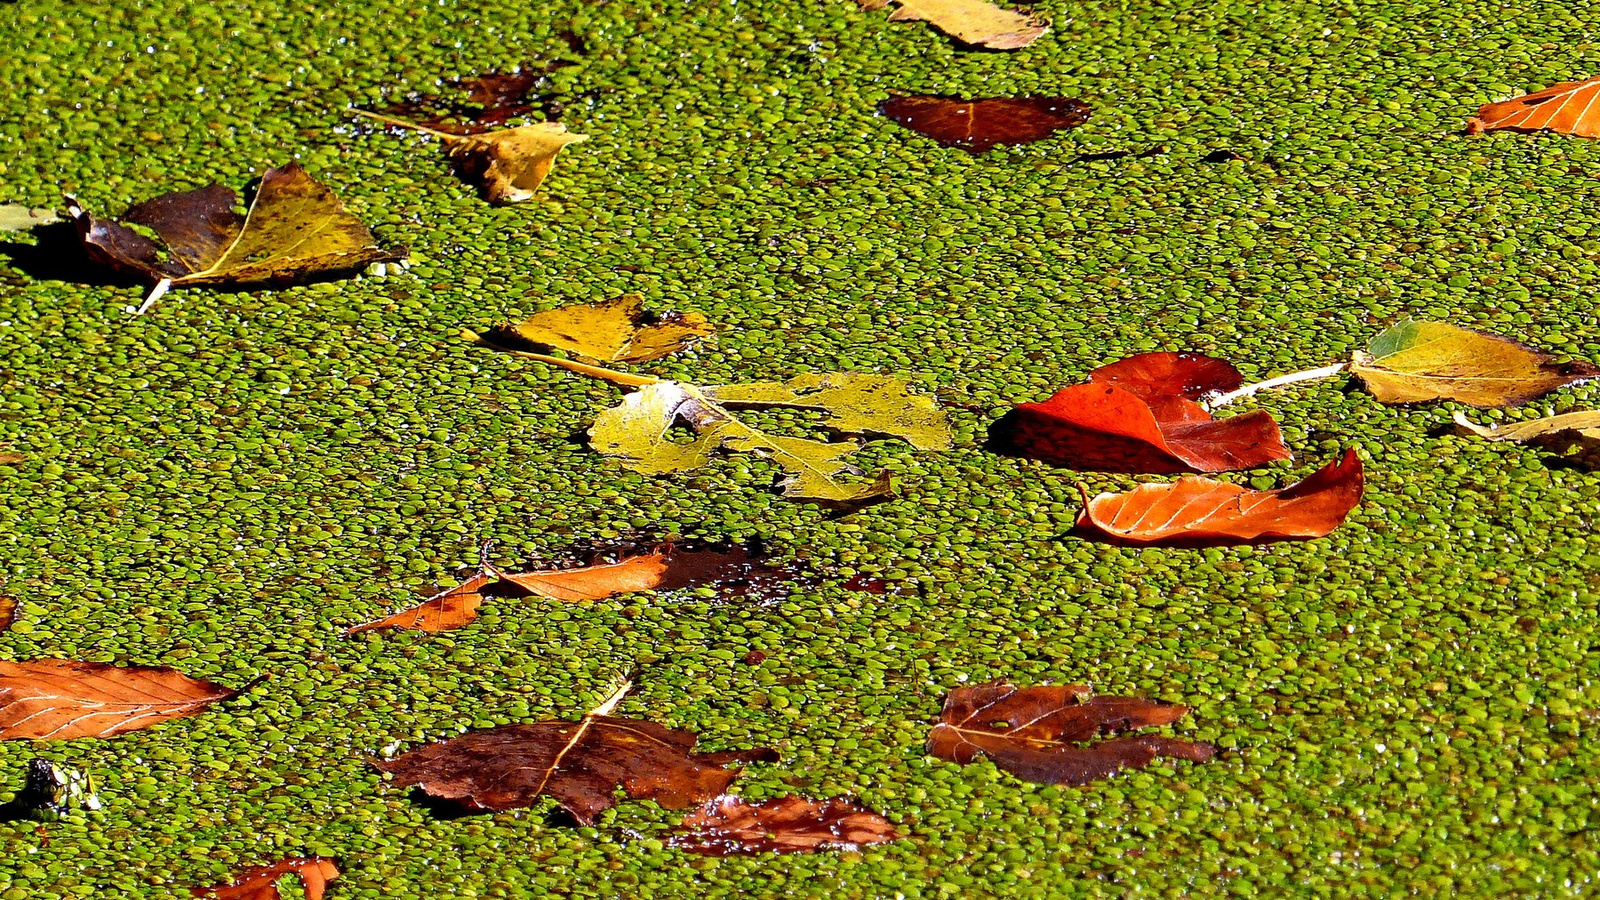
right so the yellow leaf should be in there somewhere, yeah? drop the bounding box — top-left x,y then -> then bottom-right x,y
856,0 -> 1046,50
707,373 -> 954,450
502,295 -> 713,364
1350,319 -> 1599,407
445,123 -> 589,204
1454,410 -> 1600,469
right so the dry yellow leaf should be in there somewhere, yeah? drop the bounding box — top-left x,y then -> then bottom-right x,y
1351,319 -> 1599,407
856,0 -> 1046,49
355,111 -> 586,203
502,295 -> 713,363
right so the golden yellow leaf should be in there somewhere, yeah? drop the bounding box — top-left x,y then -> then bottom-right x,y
501,295 -> 713,363
856,0 -> 1046,49
355,112 -> 586,203
1350,319 -> 1598,407
1454,410 -> 1600,469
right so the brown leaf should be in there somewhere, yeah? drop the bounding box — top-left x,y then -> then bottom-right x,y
372,683 -> 777,824
0,659 -> 237,741
346,568 -> 496,634
191,858 -> 339,900
671,795 -> 903,855
881,95 -> 1089,154
1467,76 -> 1600,138
928,680 -> 1214,786
857,0 -> 1047,49
497,550 -> 669,599
1075,450 -> 1363,547
0,596 -> 14,633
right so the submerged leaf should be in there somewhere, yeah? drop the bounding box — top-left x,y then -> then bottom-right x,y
590,374 -> 948,501
0,204 -> 60,232
1467,76 -> 1600,138
857,0 -> 1047,49
928,680 -> 1214,786
1351,319 -> 1597,407
72,164 -> 403,310
0,659 -> 237,740
497,295 -> 713,363
881,95 -> 1090,153
671,795 -> 903,855
1075,450 -> 1363,547
1001,352 -> 1291,473
1454,410 -> 1600,468
372,683 -> 776,824
191,858 -> 339,900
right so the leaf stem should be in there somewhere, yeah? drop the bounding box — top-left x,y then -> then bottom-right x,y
462,329 -> 660,387
1205,362 -> 1347,408
588,679 -> 634,717
131,278 -> 172,315
348,108 -> 465,142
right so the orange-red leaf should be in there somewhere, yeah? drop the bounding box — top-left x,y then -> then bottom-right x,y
671,795 -> 903,855
0,659 -> 237,741
497,550 -> 669,599
1467,76 -> 1600,138
1076,450 -> 1363,547
192,858 -> 339,900
928,680 -> 1214,786
881,95 -> 1090,154
347,568 -> 495,634
1002,352 -> 1291,473
0,596 -> 14,632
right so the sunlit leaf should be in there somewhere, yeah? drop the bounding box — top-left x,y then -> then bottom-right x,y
497,295 -> 713,363
191,858 -> 339,900
0,659 -> 238,740
856,0 -> 1047,49
671,795 -> 903,855
881,95 -> 1089,153
1467,76 -> 1600,138
1351,319 -> 1597,407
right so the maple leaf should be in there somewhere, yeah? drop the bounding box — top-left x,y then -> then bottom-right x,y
999,352 -> 1292,473
71,163 -> 403,314
928,680 -> 1214,786
493,295 -> 714,364
1351,319 -> 1598,407
191,858 -> 340,900
1454,410 -> 1600,469
589,374 -> 952,502
671,795 -> 903,855
1075,450 -> 1363,547
371,681 -> 777,824
856,0 -> 1047,49
1467,76 -> 1600,138
880,95 -> 1090,154
0,659 -> 239,740
355,111 -> 587,203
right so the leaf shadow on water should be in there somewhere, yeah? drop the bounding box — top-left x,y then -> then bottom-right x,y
0,222 -> 141,288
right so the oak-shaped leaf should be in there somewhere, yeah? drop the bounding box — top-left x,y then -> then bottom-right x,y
1454,410 -> 1600,469
71,163 -> 404,313
372,684 -> 777,824
0,659 -> 238,741
928,680 -> 1214,786
857,0 -> 1046,49
494,295 -> 713,363
357,112 -> 587,203
671,795 -> 902,855
1467,76 -> 1600,138
1351,320 -> 1597,407
1075,450 -> 1363,548
590,373 -> 952,502
191,858 -> 339,900
881,95 -> 1089,154
998,352 -> 1291,473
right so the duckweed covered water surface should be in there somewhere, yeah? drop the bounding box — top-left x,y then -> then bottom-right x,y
1,0 -> 1598,896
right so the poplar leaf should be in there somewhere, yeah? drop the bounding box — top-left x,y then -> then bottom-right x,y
497,295 -> 713,363
1351,319 -> 1598,407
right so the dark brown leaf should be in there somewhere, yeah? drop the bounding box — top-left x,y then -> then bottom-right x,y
671,795 -> 902,855
191,858 -> 339,900
928,680 -> 1214,786
882,95 -> 1090,153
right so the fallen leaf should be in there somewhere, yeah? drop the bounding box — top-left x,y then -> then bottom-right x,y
1000,352 -> 1292,473
494,295 -> 713,363
71,163 -> 403,313
1467,76 -> 1600,138
671,795 -> 902,855
1351,319 -> 1598,407
1454,410 -> 1600,468
371,60 -> 576,130
497,550 -> 669,599
347,567 -> 497,634
0,204 -> 60,232
590,373 -> 951,501
928,680 -> 1214,786
191,858 -> 339,900
857,0 -> 1047,49
372,682 -> 777,824
0,450 -> 23,465
881,95 -> 1090,153
1075,450 -> 1363,547
0,659 -> 238,740
0,596 -> 13,632
356,111 -> 587,203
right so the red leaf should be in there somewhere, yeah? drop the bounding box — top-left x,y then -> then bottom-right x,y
1075,450 -> 1363,547
1467,76 -> 1600,139
671,795 -> 902,855
1002,352 -> 1291,473
191,857 -> 339,900
881,95 -> 1090,154
0,659 -> 238,741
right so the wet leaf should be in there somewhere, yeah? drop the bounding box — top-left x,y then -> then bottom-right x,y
357,112 -> 587,203
0,204 -> 59,232
0,596 -> 13,633
881,95 -> 1089,153
71,164 -> 403,312
0,659 -> 238,740
1075,450 -> 1363,547
1351,320 -> 1598,407
857,0 -> 1047,49
928,680 -> 1214,786
191,858 -> 339,900
671,795 -> 903,855
999,352 -> 1291,473
1467,76 -> 1600,138
496,295 -> 713,363
372,682 -> 777,824
347,567 -> 498,634
590,374 -> 950,501
1454,410 -> 1600,469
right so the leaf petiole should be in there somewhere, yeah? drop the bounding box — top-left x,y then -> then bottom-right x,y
1204,362 -> 1346,408
462,329 -> 661,387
